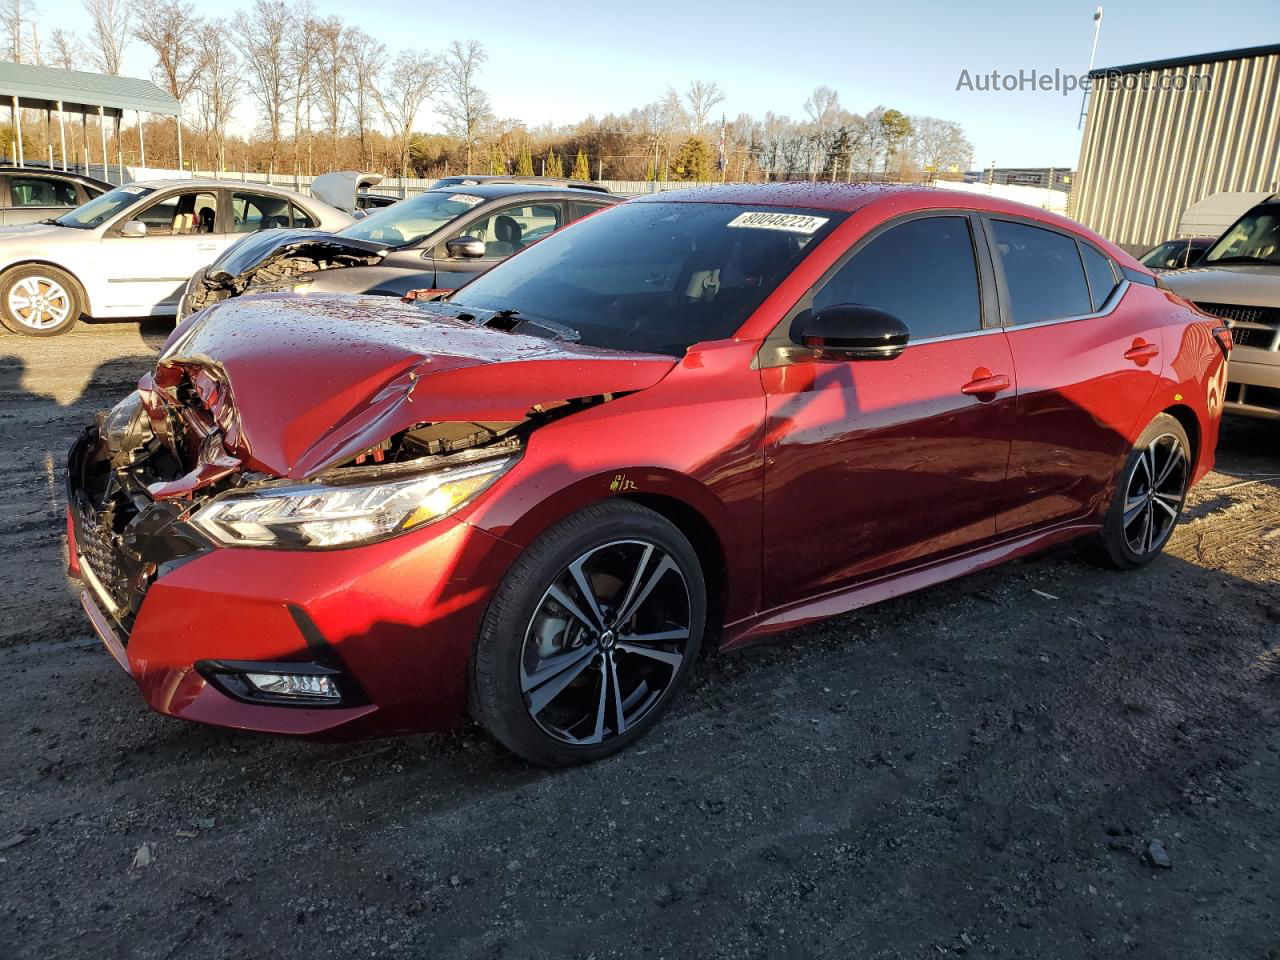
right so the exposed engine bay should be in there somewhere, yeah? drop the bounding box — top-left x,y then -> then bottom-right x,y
184,247 -> 385,316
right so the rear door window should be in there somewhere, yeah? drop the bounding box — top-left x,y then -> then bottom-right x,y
990,220 -> 1092,324
813,215 -> 983,340
232,192 -> 312,232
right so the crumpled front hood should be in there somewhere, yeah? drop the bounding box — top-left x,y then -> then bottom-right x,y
154,294 -> 677,480
1163,263 -> 1280,307
207,229 -> 391,283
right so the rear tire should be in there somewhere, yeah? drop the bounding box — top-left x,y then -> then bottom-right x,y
0,264 -> 83,336
470,500 -> 705,767
1094,413 -> 1191,569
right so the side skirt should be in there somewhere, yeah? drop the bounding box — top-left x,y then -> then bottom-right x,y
719,521 -> 1099,651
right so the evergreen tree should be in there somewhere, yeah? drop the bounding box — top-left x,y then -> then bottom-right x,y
515,146 -> 534,176
670,137 -> 713,181
545,150 -> 564,178
644,156 -> 655,181
571,148 -> 591,181
489,146 -> 505,175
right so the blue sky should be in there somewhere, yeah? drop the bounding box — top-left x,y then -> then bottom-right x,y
35,0 -> 1280,167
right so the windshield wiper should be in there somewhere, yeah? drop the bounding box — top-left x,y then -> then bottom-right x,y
1206,255 -> 1280,266
38,217 -> 63,225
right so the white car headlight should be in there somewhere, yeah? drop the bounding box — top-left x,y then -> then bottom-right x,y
192,456 -> 514,548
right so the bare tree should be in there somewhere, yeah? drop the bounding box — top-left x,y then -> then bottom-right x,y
684,80 -> 725,132
242,0 -> 293,172
286,1 -> 323,173
344,27 -> 384,170
194,20 -> 240,170
82,0 -> 130,75
909,115 -> 973,176
312,16 -> 349,165
4,0 -> 37,63
439,39 -> 492,174
131,0 -> 207,103
379,49 -> 438,177
46,27 -> 83,69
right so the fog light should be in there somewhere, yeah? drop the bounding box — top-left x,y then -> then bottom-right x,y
245,672 -> 340,700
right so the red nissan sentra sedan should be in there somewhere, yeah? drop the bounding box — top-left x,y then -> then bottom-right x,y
66,183 -> 1231,766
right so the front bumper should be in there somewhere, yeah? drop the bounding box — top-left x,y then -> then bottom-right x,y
67,429 -> 521,738
1224,345 -> 1280,420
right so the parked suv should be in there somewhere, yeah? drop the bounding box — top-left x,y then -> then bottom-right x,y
1162,196 -> 1280,419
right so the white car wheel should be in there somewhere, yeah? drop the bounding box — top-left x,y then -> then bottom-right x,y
0,266 -> 82,336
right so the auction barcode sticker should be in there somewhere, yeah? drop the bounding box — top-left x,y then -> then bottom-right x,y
726,211 -> 829,234
449,194 -> 484,206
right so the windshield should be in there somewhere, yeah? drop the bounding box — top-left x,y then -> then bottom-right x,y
447,201 -> 844,356
55,184 -> 154,229
1203,204 -> 1280,265
1140,241 -> 1189,270
338,190 -> 486,247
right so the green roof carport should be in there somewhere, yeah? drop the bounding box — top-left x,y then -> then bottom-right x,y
0,61 -> 182,178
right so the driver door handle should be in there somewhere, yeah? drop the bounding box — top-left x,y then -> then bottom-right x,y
961,372 -> 1012,396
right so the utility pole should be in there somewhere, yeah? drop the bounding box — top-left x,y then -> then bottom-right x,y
1079,6 -> 1104,129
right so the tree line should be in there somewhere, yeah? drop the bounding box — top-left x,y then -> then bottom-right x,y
1,0 -> 975,182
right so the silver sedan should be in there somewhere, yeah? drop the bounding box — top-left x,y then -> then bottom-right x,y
0,178 -> 351,336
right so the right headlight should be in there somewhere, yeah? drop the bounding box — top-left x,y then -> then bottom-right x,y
191,455 -> 515,548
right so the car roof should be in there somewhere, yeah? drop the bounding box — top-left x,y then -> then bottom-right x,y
427,182 -> 617,199
127,178 -> 311,196
0,165 -> 112,188
433,175 -> 610,194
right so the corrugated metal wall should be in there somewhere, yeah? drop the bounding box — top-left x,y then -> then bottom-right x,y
1071,51 -> 1280,254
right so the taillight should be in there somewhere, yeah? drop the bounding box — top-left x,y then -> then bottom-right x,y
1211,325 -> 1233,358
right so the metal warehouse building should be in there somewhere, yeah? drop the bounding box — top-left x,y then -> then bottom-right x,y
1071,43 -> 1280,255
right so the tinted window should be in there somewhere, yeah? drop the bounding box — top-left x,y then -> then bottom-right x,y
1080,243 -> 1118,310
232,192 -> 314,232
10,176 -> 78,207
449,203 -> 562,257
991,220 -> 1092,323
814,216 -> 981,339
571,200 -> 610,220
449,202 -> 843,356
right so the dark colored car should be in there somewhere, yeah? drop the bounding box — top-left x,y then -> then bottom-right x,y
68,183 -> 1228,766
430,175 -> 611,195
1139,236 -> 1215,271
178,183 -> 618,319
0,166 -> 110,225
356,193 -> 398,211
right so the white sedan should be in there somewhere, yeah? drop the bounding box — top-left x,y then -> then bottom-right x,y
0,179 -> 352,336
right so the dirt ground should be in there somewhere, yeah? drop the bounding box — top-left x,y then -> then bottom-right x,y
1,320 -> 1277,960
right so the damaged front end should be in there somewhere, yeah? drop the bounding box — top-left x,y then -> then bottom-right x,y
181,232 -> 390,319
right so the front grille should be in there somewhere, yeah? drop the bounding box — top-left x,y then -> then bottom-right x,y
75,509 -> 130,613
1195,302 -> 1280,350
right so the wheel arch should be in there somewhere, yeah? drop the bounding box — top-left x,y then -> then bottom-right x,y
1161,403 -> 1201,474
617,491 -> 727,653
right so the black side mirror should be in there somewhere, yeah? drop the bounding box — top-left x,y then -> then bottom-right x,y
445,236 -> 486,259
790,304 -> 910,361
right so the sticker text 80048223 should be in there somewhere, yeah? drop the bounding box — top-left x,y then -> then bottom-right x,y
726,211 -> 830,234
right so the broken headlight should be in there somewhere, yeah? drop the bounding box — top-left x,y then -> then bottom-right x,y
191,455 -> 514,548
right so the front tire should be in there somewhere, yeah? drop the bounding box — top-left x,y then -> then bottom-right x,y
1095,413 -> 1191,569
470,500 -> 706,766
0,265 -> 83,336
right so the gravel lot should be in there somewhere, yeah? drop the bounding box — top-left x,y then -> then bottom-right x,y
1,320 -> 1278,959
